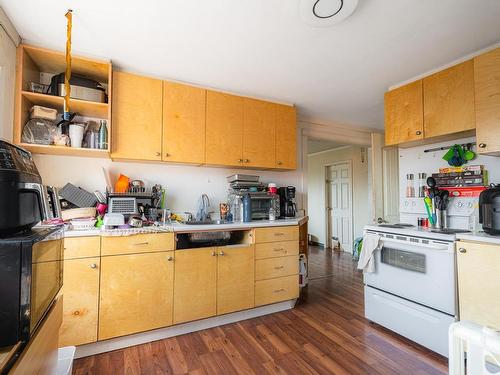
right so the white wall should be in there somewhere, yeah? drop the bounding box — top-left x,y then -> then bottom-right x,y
307,146 -> 370,245
0,12 -> 18,141
398,136 -> 500,200
34,154 -> 304,216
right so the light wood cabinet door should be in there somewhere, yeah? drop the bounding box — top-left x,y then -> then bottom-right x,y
173,248 -> 217,324
255,255 -> 299,281
98,252 -> 174,340
423,60 -> 475,138
275,104 -> 297,169
384,80 -> 424,146
163,81 -> 206,164
205,91 -> 244,166
255,275 -> 299,307
59,257 -> 100,347
475,48 -> 500,155
217,245 -> 255,315
111,71 -> 163,161
243,98 -> 276,168
457,242 -> 500,329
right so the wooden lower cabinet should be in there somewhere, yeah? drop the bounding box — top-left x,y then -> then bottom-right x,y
457,241 -> 500,329
98,251 -> 174,340
255,275 -> 299,306
217,245 -> 255,315
173,248 -> 217,324
255,255 -> 299,281
59,257 -> 100,347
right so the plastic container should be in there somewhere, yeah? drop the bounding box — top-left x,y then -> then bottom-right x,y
243,194 -> 252,222
57,346 -> 76,375
69,123 -> 85,148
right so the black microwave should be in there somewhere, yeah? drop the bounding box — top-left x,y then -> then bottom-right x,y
0,226 -> 63,348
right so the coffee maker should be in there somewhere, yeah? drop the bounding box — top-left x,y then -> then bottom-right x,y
278,186 -> 296,218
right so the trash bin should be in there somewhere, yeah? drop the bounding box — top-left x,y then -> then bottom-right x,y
57,346 -> 76,375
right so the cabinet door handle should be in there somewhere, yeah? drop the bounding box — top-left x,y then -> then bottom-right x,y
237,159 -> 243,163
156,152 -> 161,156
416,131 -> 422,136
244,159 -> 250,163
458,248 -> 467,254
277,161 -> 283,166
273,288 -> 285,293
165,153 -> 170,157
479,143 -> 486,149
274,232 -> 284,236
211,251 -> 217,256
274,265 -> 284,270
273,248 -> 284,252
167,256 -> 174,261
219,251 -> 225,256
90,263 -> 98,269
133,242 -> 149,246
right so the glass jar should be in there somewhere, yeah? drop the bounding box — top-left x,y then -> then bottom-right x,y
406,174 -> 415,198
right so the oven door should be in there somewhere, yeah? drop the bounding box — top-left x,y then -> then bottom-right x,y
29,232 -> 63,334
364,235 -> 456,315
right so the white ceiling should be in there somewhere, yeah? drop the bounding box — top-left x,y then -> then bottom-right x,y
2,0 -> 500,129
307,139 -> 345,154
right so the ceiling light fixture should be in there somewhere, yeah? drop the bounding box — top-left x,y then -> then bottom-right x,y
300,0 -> 359,27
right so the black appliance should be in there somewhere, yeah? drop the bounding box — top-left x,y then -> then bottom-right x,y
0,140 -> 50,236
49,72 -> 106,103
479,185 -> 500,235
278,186 -> 297,218
0,226 -> 63,349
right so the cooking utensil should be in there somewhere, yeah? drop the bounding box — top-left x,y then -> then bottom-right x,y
128,215 -> 143,228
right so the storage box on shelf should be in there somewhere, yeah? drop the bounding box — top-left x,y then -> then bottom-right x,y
14,44 -> 112,157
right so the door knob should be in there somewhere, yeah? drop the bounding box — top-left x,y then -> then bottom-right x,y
237,159 -> 243,163
244,159 -> 250,163
167,256 -> 174,261
211,251 -> 217,256
479,143 -> 486,149
458,248 -> 467,254
219,251 -> 225,256
416,131 -> 422,136
90,263 -> 97,269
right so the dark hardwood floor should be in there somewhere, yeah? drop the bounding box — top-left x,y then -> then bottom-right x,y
73,246 -> 448,375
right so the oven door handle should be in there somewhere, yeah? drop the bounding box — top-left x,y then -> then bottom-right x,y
378,238 -> 454,253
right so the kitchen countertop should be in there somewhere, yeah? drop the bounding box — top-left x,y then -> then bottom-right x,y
64,217 -> 308,238
456,231 -> 500,246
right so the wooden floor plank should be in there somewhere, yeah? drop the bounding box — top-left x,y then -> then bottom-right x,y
73,247 -> 448,375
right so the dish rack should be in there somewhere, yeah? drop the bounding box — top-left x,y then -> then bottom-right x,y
106,189 -> 156,215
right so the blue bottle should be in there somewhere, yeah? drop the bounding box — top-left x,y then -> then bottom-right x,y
243,194 -> 252,222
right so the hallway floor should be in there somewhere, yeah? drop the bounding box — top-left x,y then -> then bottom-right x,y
73,246 -> 448,374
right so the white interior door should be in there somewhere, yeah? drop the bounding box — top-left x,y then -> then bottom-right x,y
326,162 -> 353,252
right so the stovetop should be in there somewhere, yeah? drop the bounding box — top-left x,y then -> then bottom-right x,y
364,224 -> 468,241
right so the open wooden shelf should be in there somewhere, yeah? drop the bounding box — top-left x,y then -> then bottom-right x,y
14,44 -> 113,158
19,143 -> 109,158
22,91 -> 109,118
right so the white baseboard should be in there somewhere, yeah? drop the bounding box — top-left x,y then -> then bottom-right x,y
75,300 -> 296,359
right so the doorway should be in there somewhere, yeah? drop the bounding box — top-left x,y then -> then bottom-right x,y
325,161 -> 353,252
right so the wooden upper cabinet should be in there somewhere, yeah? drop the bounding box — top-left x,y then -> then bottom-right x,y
457,241 -> 500,329
243,98 -> 276,168
111,72 -> 163,160
384,80 -> 424,146
474,48 -> 500,155
163,82 -> 206,164
206,91 -> 244,167
217,245 -> 255,315
423,60 -> 475,138
275,104 -> 297,169
98,252 -> 174,340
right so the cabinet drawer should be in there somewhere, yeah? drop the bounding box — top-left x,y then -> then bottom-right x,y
101,233 -> 174,256
64,236 -> 100,259
255,255 -> 298,281
255,275 -> 299,306
254,226 -> 299,243
255,241 -> 299,259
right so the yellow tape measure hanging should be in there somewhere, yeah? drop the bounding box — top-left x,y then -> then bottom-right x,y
64,10 -> 72,120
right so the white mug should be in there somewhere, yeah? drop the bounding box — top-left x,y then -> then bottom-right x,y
69,124 -> 84,148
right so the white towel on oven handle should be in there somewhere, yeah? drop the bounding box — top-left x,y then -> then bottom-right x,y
357,233 -> 382,273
